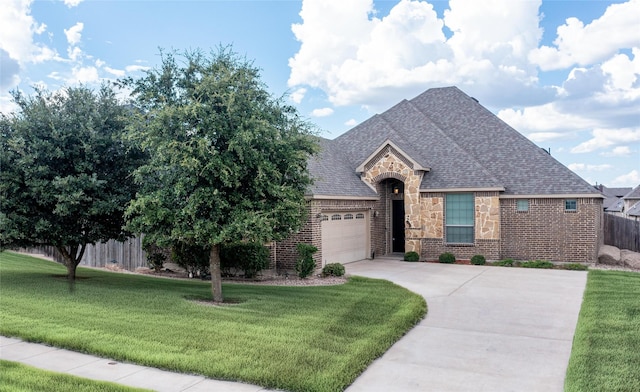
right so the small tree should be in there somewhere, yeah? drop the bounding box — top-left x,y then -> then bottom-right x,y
0,85 -> 144,285
296,243 -> 318,278
123,48 -> 317,302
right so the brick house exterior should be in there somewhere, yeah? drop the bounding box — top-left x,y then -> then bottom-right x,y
272,87 -> 603,270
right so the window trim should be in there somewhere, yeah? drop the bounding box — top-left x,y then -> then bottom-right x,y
445,193 -> 475,245
517,199 -> 529,212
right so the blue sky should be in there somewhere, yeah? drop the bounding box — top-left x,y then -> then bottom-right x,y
2,0 -> 639,188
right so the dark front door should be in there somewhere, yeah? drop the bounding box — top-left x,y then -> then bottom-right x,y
392,200 -> 405,253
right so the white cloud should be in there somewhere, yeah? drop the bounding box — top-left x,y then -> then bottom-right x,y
568,163 -> 613,172
601,146 -> 633,157
345,118 -> 358,126
104,66 -> 125,77
0,0 -> 58,65
125,64 -> 150,73
498,103 -> 597,134
64,22 -> 83,45
67,46 -> 82,62
288,0 -> 544,108
64,0 -> 84,7
311,107 -> 334,117
529,0 -> 640,71
612,169 -> 640,186
71,65 -> 99,83
571,128 -> 640,153
289,87 -> 306,104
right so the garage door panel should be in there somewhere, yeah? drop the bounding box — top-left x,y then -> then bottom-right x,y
321,211 -> 368,265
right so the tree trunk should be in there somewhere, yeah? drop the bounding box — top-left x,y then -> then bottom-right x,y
57,244 -> 87,292
209,244 -> 224,302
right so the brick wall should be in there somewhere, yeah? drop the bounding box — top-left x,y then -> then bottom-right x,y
274,199 -> 376,271
421,239 -> 500,261
500,197 -> 602,262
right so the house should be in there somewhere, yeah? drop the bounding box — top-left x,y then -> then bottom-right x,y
597,185 -> 632,213
273,86 -> 603,269
620,185 -> 640,220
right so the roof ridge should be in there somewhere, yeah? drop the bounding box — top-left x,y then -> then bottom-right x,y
403,99 -> 504,188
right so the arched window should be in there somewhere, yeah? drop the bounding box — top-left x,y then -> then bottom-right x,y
344,213 -> 354,220
355,213 -> 365,219
331,214 -> 341,221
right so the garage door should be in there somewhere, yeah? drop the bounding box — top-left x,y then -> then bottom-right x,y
321,211 -> 369,265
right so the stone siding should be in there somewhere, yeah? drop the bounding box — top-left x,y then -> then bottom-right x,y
475,194 -> 500,240
420,195 -> 444,238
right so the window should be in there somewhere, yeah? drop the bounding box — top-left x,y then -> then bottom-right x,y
517,199 -> 529,212
331,214 -> 342,221
445,193 -> 474,244
565,199 -> 577,212
321,215 -> 328,221
355,213 -> 365,219
344,213 -> 354,220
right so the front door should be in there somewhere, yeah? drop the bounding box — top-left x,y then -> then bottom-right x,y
392,200 -> 405,253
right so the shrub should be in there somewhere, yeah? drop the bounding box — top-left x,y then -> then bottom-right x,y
171,242 -> 210,277
492,258 -> 516,267
521,260 -> 554,269
142,241 -> 167,272
296,243 -> 318,278
146,252 -> 166,273
562,263 -> 589,271
470,254 -> 486,265
322,263 -> 345,277
220,242 -> 270,279
404,251 -> 420,262
439,252 -> 455,264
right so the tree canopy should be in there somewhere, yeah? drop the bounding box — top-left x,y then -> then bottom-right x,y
123,48 -> 317,302
0,85 -> 144,283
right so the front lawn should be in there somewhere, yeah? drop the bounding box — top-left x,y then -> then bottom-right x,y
565,270 -> 640,392
0,252 -> 426,392
0,360 -> 150,392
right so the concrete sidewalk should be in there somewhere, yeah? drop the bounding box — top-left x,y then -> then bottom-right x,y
344,258 -> 587,392
0,336 -> 268,391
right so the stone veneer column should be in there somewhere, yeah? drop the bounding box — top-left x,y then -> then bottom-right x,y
475,196 -> 500,240
420,196 -> 444,239
361,150 -> 423,256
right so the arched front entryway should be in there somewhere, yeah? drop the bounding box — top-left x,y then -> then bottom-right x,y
373,178 -> 406,256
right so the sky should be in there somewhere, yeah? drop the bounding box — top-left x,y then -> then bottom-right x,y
1,0 -> 639,188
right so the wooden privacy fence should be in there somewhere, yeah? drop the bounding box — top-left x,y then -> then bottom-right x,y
26,236 -> 148,271
603,213 -> 640,252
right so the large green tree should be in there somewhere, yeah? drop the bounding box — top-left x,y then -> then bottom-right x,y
0,85 -> 144,283
123,49 -> 317,302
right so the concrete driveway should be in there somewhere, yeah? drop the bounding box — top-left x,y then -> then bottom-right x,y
345,258 -> 587,392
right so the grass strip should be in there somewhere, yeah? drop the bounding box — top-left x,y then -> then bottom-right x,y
565,270 -> 640,392
0,360 -> 150,392
0,252 -> 426,392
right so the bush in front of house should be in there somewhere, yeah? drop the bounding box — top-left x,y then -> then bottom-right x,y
322,263 -> 345,277
470,254 -> 486,265
296,243 -> 318,278
220,242 -> 270,279
521,260 -> 554,269
562,263 -> 589,271
171,242 -> 210,277
492,258 -> 516,267
404,251 -> 420,262
439,252 -> 456,264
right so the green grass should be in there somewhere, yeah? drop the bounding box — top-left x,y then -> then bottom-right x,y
0,360 -> 150,392
565,270 -> 640,392
0,252 -> 426,392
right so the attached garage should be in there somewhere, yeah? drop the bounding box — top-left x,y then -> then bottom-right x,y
320,211 -> 369,265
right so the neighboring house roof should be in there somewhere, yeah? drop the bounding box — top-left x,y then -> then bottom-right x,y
597,185 -> 632,211
606,199 -> 625,212
623,184 -> 640,200
628,201 -> 640,217
308,86 -> 601,198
